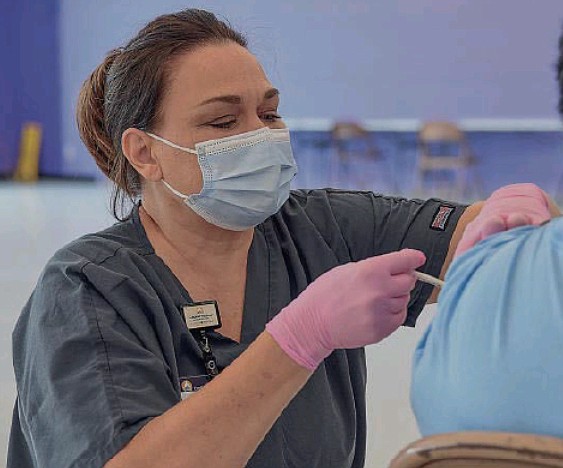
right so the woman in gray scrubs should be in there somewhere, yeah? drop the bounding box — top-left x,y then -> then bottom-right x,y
8,8 -> 551,468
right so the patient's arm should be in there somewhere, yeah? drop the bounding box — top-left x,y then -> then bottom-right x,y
411,218 -> 563,439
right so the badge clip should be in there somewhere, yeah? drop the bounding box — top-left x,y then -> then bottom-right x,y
181,301 -> 222,379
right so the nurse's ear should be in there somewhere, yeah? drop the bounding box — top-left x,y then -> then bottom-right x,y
121,128 -> 163,181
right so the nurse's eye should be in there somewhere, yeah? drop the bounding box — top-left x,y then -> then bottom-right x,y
261,112 -> 282,123
207,116 -> 236,129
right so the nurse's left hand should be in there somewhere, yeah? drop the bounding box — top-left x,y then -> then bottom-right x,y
455,183 -> 551,258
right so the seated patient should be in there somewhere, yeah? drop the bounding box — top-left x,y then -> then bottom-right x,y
411,184 -> 563,438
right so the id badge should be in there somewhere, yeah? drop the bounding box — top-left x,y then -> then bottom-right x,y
182,301 -> 222,331
180,375 -> 211,400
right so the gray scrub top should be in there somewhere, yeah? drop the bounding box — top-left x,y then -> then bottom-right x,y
8,189 -> 465,468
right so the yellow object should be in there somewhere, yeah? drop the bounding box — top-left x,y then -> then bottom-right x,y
14,122 -> 43,182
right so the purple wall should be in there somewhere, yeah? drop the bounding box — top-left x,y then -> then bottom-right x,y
0,3 -> 19,174
58,0 -> 563,180
1,0 -> 560,184
0,0 -> 61,176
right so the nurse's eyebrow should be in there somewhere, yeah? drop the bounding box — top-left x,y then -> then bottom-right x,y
198,88 -> 279,107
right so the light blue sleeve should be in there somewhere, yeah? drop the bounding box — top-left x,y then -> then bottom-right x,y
411,217 -> 563,438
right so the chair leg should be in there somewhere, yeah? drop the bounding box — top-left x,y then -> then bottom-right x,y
384,157 -> 400,195
413,168 -> 426,199
455,168 -> 468,202
465,165 -> 485,202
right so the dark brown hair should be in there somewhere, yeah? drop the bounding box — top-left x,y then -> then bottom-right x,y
77,9 -> 247,220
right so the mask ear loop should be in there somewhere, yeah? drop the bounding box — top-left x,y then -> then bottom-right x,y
145,132 -> 198,155
144,132 -> 200,199
161,180 -> 190,200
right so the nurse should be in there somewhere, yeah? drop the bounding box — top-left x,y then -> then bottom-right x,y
7,8 -> 557,468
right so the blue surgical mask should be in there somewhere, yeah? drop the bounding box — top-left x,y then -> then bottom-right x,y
146,127 -> 297,231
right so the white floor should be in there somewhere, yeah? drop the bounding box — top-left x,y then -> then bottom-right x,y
0,181 -> 436,467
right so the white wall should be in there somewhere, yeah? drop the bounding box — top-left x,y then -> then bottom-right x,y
0,183 -> 115,466
365,307 -> 436,466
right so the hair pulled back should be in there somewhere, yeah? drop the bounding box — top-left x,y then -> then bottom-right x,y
77,9 -> 247,219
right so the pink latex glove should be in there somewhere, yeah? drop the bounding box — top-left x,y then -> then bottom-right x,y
265,249 -> 426,370
455,183 -> 551,258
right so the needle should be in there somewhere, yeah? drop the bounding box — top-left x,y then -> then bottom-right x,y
414,271 -> 445,288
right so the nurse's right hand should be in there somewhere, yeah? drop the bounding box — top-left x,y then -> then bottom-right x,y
265,249 -> 426,370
